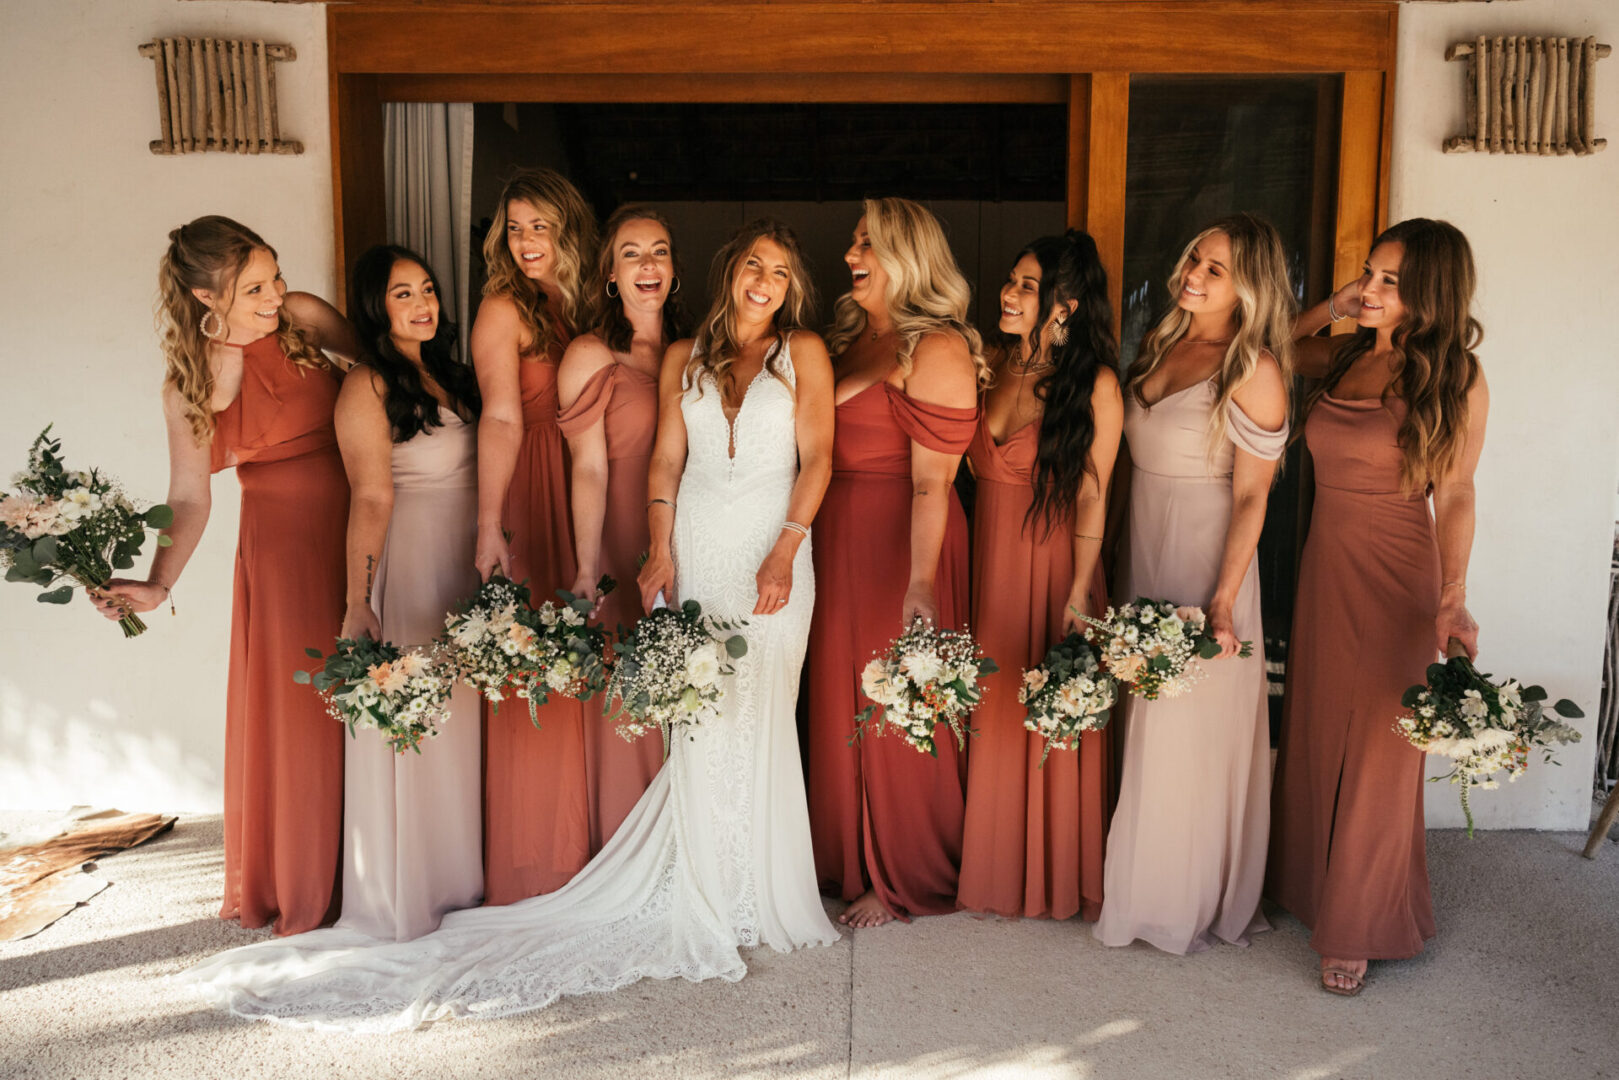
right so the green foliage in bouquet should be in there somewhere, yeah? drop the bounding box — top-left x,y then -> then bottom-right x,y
1019,631 -> 1118,767
1,426 -> 174,636
606,599 -> 748,756
294,636 -> 452,754
852,616 -> 998,758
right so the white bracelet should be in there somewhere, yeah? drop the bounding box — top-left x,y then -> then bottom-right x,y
1327,295 -> 1347,322
780,521 -> 810,539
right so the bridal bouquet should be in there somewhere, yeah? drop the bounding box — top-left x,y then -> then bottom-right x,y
1395,651 -> 1583,836
1019,632 -> 1118,766
1080,597 -> 1251,701
1,426 -> 173,637
438,574 -> 613,727
295,637 -> 453,754
606,598 -> 748,751
852,616 -> 998,757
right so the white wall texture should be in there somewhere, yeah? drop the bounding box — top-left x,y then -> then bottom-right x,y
0,0 -> 332,812
1,0 -> 1614,829
1395,0 -> 1618,829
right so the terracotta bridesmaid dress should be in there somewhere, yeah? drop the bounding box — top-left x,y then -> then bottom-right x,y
1093,379 -> 1285,954
483,344 -> 592,905
339,409 -> 483,942
956,413 -> 1112,920
1267,394 -> 1439,960
211,333 -> 348,935
806,381 -> 977,920
556,362 -> 664,854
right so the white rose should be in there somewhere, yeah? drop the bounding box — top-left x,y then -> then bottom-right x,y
685,646 -> 721,688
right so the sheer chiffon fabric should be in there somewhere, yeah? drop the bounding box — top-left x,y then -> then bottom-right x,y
1267,394 -> 1438,960
338,410 -> 483,943
179,338 -> 836,1031
806,382 -> 977,920
556,362 -> 665,853
957,414 -> 1112,921
1093,379 -> 1285,954
210,334 -> 348,936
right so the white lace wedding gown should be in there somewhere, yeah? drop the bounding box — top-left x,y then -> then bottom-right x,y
181,337 -> 839,1031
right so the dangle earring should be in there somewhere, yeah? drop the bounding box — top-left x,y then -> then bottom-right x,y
1049,317 -> 1069,347
199,309 -> 226,340
605,280 -> 619,298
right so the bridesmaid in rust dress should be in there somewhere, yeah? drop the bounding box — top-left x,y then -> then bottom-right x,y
1269,219 -> 1488,997
96,216 -> 360,935
957,231 -> 1121,921
558,205 -> 689,853
807,198 -> 989,928
472,169 -> 599,903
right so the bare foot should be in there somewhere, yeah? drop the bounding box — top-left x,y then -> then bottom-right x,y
838,890 -> 896,928
1320,956 -> 1368,995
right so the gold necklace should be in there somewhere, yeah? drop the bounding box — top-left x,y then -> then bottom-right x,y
1007,344 -> 1053,375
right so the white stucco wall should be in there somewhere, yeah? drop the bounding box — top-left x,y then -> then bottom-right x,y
2,0 -> 1614,828
1394,0 -> 1618,829
0,0 -> 332,811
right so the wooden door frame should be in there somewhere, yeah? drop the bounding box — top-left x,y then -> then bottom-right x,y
328,1 -> 1397,317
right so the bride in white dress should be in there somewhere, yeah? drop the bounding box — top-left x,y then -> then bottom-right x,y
181,219 -> 840,1031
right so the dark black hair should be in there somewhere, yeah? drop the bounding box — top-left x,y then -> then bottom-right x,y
349,244 -> 481,443
1020,230 -> 1119,538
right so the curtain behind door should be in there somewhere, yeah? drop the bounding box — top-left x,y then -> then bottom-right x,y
384,103 -> 475,358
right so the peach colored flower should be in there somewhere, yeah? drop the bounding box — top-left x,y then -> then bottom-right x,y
1112,653 -> 1147,682
368,660 -> 408,695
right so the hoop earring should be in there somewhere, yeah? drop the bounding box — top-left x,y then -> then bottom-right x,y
200,309 -> 226,340
670,276 -> 681,295
605,281 -> 619,298
1050,318 -> 1069,347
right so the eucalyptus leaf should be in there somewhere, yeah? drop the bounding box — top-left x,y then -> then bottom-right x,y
157,535 -> 173,548
144,504 -> 175,528
724,634 -> 748,659
1521,685 -> 1549,702
1196,638 -> 1221,660
31,536 -> 60,565
292,670 -> 312,685
37,585 -> 74,604
1553,699 -> 1585,718
306,647 -> 326,659
978,657 -> 1000,676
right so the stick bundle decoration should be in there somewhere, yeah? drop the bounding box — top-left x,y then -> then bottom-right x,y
137,38 -> 302,156
1445,36 -> 1608,155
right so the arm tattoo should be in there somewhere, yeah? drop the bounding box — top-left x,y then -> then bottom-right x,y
364,554 -> 376,603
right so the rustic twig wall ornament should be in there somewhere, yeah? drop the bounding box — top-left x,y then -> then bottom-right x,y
137,38 -> 302,156
1445,36 -> 1608,155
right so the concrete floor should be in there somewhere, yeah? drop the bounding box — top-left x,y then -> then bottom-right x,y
2,812 -> 1617,1080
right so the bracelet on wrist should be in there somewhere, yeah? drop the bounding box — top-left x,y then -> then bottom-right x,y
1327,295 -> 1346,322
780,521 -> 810,539
648,497 -> 676,511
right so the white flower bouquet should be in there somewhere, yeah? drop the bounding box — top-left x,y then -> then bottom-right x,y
1,426 -> 174,636
852,616 -> 998,758
1079,597 -> 1251,701
1019,631 -> 1118,766
438,574 -> 613,727
295,636 -> 453,754
1395,651 -> 1583,836
606,598 -> 748,752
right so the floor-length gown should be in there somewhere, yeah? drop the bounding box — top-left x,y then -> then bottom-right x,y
557,361 -> 665,853
179,338 -> 837,1031
483,347 -> 592,904
807,381 -> 976,920
1267,394 -> 1439,960
338,409 -> 483,942
212,333 -> 348,936
957,414 -> 1112,920
1093,379 -> 1285,954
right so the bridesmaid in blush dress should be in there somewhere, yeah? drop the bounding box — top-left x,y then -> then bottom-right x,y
807,198 -> 989,928
1092,214 -> 1293,955
957,231 -> 1122,921
471,169 -> 600,904
558,205 -> 690,853
331,246 -> 484,941
1268,219 -> 1488,997
95,217 -> 360,935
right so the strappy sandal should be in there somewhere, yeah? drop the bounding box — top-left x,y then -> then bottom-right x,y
1320,965 -> 1366,997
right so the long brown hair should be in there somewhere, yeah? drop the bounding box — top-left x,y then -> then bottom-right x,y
826,197 -> 990,385
1126,212 -> 1295,459
687,219 -> 817,401
1305,218 -> 1482,493
156,215 -> 328,444
585,204 -> 691,354
479,168 -> 597,358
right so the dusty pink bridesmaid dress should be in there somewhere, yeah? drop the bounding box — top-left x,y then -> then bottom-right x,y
1093,378 -> 1285,954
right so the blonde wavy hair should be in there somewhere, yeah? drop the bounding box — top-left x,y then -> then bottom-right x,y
1305,218 -> 1482,494
480,168 -> 598,358
687,219 -> 817,401
1126,213 -> 1296,458
156,215 -> 328,445
825,197 -> 990,385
